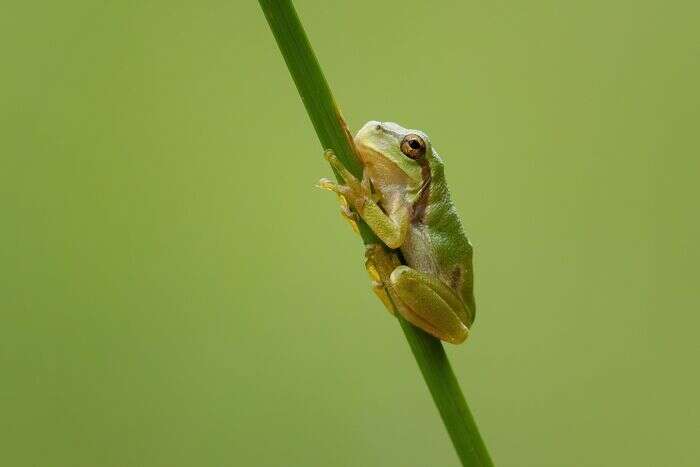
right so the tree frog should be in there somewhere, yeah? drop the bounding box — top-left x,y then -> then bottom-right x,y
319,121 -> 475,344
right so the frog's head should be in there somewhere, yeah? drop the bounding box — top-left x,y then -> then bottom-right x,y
354,121 -> 432,193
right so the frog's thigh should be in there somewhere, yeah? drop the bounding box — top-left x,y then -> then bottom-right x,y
389,266 -> 470,344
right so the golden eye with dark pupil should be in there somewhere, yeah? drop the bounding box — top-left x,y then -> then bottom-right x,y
400,134 -> 426,159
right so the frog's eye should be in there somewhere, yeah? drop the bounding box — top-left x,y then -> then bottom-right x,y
400,134 -> 427,160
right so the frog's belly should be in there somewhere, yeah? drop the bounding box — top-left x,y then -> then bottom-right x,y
400,224 -> 442,278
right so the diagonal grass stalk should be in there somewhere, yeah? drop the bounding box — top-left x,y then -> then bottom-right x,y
258,1 -> 493,465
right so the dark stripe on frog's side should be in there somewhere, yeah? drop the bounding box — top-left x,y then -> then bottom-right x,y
450,265 -> 463,292
411,160 -> 432,224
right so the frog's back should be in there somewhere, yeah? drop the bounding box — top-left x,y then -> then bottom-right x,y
400,153 -> 475,310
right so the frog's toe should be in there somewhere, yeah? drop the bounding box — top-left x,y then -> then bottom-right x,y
389,265 -> 412,284
339,206 -> 359,233
323,150 -> 341,166
316,177 -> 337,191
317,178 -> 348,195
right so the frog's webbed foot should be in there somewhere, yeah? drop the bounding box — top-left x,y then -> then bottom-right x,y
320,150 -> 372,211
317,177 -> 360,233
317,150 -> 370,235
364,244 -> 402,315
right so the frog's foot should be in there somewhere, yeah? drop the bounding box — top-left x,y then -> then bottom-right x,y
317,178 -> 359,233
388,266 -> 472,345
364,244 -> 402,315
317,177 -> 350,196
322,150 -> 372,211
340,202 -> 360,233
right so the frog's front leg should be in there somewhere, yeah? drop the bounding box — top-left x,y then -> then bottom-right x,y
319,150 -> 409,249
364,245 -> 472,344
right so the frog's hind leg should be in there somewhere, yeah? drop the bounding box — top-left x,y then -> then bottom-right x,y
388,266 -> 472,345
364,245 -> 472,344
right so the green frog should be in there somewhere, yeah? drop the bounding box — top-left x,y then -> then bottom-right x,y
319,121 -> 475,344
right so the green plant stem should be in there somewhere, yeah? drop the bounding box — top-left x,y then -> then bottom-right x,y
258,1 -> 493,465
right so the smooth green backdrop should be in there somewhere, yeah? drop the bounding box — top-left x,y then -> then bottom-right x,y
2,1 -> 698,466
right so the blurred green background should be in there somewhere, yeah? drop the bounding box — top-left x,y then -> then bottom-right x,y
2,1 -> 698,466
